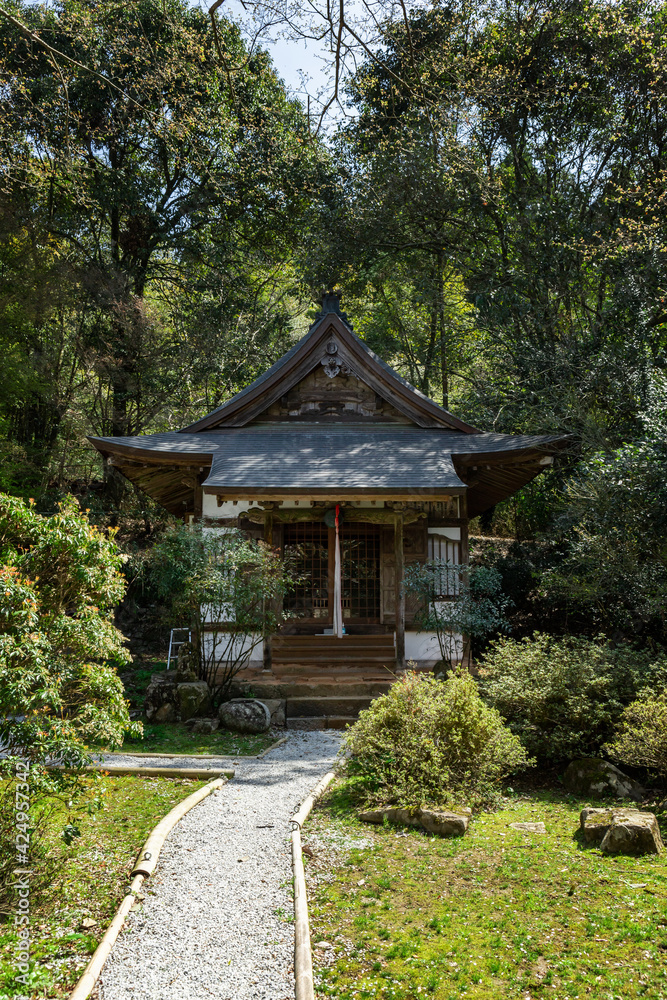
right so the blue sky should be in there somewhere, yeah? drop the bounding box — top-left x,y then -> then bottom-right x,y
202,0 -> 365,126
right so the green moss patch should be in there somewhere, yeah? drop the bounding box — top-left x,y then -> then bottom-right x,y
0,774 -> 207,998
305,784 -> 667,999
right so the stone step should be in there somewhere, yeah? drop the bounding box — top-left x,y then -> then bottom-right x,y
286,716 -> 356,731
234,681 -> 392,699
285,696 -> 374,718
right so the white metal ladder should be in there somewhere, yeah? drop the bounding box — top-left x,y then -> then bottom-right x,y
167,628 -> 192,669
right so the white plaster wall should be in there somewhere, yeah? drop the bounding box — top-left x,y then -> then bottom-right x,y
405,631 -> 441,662
405,630 -> 463,664
202,496 -> 264,519
203,631 -> 263,665
427,526 -> 461,540
202,496 -> 388,516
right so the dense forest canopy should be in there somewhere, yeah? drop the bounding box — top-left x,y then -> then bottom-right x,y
0,0 -> 332,493
0,0 -> 666,641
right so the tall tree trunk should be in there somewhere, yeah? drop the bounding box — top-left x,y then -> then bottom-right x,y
437,251 -> 448,409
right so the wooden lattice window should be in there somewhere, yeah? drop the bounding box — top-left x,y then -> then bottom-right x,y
428,534 -> 462,598
341,522 -> 381,622
283,523 -> 330,620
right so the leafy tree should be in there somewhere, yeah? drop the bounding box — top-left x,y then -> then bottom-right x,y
404,561 -> 511,666
330,0 -> 667,449
0,0 -> 328,496
149,524 -> 296,705
545,376 -> 667,640
0,493 -> 135,769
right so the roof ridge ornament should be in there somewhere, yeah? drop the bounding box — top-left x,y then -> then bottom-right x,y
310,288 -> 353,330
321,338 -> 352,379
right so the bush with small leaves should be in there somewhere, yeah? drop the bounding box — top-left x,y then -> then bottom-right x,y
606,690 -> 667,780
478,632 -> 667,763
343,669 -> 531,809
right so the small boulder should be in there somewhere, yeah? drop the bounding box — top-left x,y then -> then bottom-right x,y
510,821 -> 546,834
145,671 -> 178,722
190,717 -> 219,735
580,807 -> 663,855
154,703 -> 177,723
256,698 -> 286,728
419,809 -> 470,837
177,681 -> 211,722
563,758 -> 645,802
359,806 -> 469,837
219,698 -> 271,734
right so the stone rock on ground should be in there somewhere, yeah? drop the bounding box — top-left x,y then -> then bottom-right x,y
359,806 -> 470,837
563,758 -> 645,801
580,807 -> 663,855
190,718 -> 219,735
219,698 -> 271,734
510,822 -> 546,834
257,698 -> 286,728
178,681 -> 211,721
145,671 -> 179,722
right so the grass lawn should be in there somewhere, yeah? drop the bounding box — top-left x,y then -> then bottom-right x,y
119,720 -> 278,756
305,783 -> 667,1000
0,774 -> 207,999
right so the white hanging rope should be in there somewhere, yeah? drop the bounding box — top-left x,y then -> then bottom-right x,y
333,503 -> 343,638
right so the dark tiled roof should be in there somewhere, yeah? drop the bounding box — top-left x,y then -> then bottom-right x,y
91,426 -> 559,460
90,425 -> 562,493
201,427 -> 468,491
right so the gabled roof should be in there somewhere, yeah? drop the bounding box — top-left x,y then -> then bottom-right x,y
179,307 -> 479,433
88,295 -> 568,515
89,425 -> 564,513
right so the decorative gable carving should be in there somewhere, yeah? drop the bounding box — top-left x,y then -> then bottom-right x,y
321,338 -> 352,379
255,364 -> 411,423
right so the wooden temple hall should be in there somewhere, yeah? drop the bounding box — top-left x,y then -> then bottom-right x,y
91,293 -> 562,726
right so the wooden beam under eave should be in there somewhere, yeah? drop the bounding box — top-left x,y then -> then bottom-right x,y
202,489 -> 464,502
107,462 -> 198,517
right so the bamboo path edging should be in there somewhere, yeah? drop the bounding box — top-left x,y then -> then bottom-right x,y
68,775 -> 229,1000
50,763 -> 234,780
290,770 -> 336,1000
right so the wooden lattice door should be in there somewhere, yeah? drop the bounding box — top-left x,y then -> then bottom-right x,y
340,522 -> 381,623
283,523 -> 331,622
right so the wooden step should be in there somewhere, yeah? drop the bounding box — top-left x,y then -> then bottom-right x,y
275,634 -> 394,643
273,636 -> 394,652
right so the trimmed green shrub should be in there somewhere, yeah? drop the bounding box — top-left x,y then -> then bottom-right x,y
478,632 -> 667,763
606,691 -> 667,780
343,670 -> 531,809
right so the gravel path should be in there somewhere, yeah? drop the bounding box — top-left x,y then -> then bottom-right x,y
99,730 -> 342,1000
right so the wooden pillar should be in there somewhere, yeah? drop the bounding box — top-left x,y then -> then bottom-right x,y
394,513 -> 405,671
263,509 -> 273,673
459,492 -> 470,669
193,484 -> 203,522
460,492 -> 469,566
